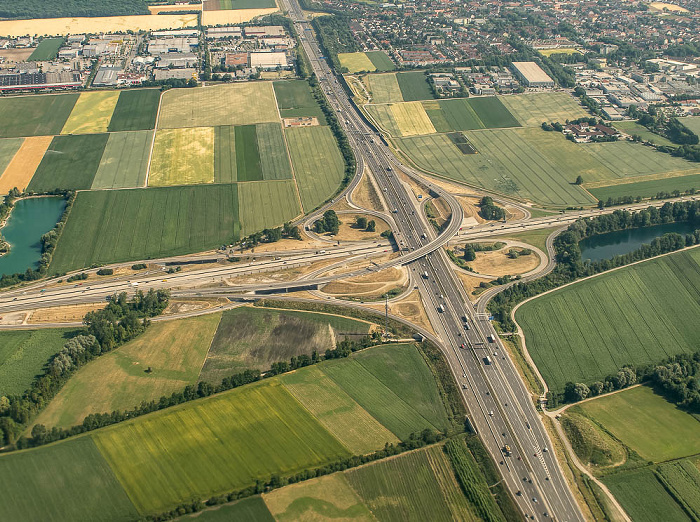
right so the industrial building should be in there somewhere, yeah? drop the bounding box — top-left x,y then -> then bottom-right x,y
510,61 -> 554,88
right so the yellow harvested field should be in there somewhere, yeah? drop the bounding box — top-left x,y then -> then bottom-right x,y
538,48 -> 581,57
391,101 -> 436,136
27,303 -> 106,324
333,213 -> 390,241
61,91 -> 120,135
158,83 -> 279,129
648,2 -> 689,12
0,14 -> 198,38
201,8 -> 278,26
338,52 -> 376,73
149,127 -> 215,186
0,136 -> 52,193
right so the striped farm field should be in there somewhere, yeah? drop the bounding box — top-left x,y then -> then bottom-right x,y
500,92 -> 589,127
285,125 -> 344,211
435,99 -> 484,131
396,71 -> 434,101
93,380 -> 351,513
366,51 -> 395,71
0,136 -> 52,193
0,138 -> 22,176
365,104 -> 402,136
339,52 -> 377,73
61,91 -> 120,135
158,83 -> 279,129
366,73 -> 403,104
107,89 -> 161,132
234,124 -> 263,181
391,101 -> 436,136
274,80 -> 327,123
49,184 -> 240,273
0,93 -> 78,138
516,247 -> 700,393
589,173 -> 700,202
31,314 -> 221,430
149,127 -> 215,186
0,436 -> 138,522
28,133 -> 109,192
399,128 -> 597,207
468,96 -> 520,128
656,460 -> 700,520
214,126 -> 237,183
257,123 -> 293,180
92,130 -> 153,189
238,180 -> 300,235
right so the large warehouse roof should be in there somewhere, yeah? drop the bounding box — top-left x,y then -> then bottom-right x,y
511,61 -> 554,85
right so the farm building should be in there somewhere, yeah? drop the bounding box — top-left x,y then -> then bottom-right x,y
510,62 -> 554,88
564,123 -> 620,142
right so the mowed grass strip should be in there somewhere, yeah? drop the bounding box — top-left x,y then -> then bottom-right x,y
604,468 -> 690,522
516,248 -> 700,392
234,124 -> 263,181
0,93 -> 78,138
108,89 -> 161,132
0,436 -> 138,522
346,445 -> 475,522
500,91 -> 588,127
366,50 -> 395,71
263,473 -> 374,521
238,180 -> 300,235
391,101 -> 436,136
366,73 -> 403,104
578,386 -> 700,462
257,123 -> 293,180
214,125 -> 237,183
28,37 -> 64,61
28,133 -> 108,192
49,184 -> 240,273
396,71 -> 434,101
92,130 -> 153,189
0,136 -> 52,193
158,83 -> 279,129
282,365 -> 400,455
61,91 -> 120,135
285,126 -> 344,211
0,328 -> 80,396
338,52 -> 377,73
31,314 -> 221,430
92,380 -> 350,513
149,127 -> 214,186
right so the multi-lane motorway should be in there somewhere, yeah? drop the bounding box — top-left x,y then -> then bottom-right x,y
280,1 -> 584,519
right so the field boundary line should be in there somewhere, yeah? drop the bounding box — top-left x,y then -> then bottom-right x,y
144,90 -> 165,187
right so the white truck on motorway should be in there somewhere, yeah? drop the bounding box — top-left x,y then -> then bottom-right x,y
422,271 -> 429,279
484,355 -> 493,365
437,304 -> 445,313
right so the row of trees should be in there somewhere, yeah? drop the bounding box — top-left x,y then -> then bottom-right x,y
488,201 -> 700,332
241,222 -> 301,247
0,290 -> 169,447
0,0 -> 148,19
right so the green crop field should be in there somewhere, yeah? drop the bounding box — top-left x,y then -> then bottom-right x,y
27,133 -> 109,192
366,51 -> 396,71
678,117 -> 700,136
0,137 -> 22,174
656,460 -> 700,520
604,468 -> 691,522
235,124 -> 263,181
282,365 -> 400,455
274,80 -> 327,124
257,123 -> 293,180
149,127 -> 215,186
589,173 -> 700,202
366,73 -> 403,104
436,99 -> 485,131
346,445 -> 479,522
238,180 -> 300,235
49,184 -> 240,273
32,314 -> 221,430
214,126 -> 237,183
285,126 -> 344,211
613,121 -> 675,147
158,83 -> 279,129
352,344 -> 449,430
0,93 -> 78,138
396,71 -> 434,101
186,497 -> 275,521
0,437 -> 138,522
500,92 -> 589,127
108,89 -> 161,132
516,248 -> 700,392
577,386 -> 700,462
339,52 -> 377,73
322,352 -> 443,440
0,328 -> 80,396
421,100 -> 452,132
399,128 -> 597,207
92,380 -> 350,513
468,97 -> 521,128
200,306 -> 369,382
28,37 -> 64,61
92,130 -> 152,189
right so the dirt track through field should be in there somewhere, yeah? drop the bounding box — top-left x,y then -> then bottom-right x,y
0,136 -> 52,193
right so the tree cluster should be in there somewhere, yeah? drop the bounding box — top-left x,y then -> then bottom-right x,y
478,196 -> 505,221
311,15 -> 360,73
241,221 -> 301,247
0,0 -> 148,19
314,210 -> 341,234
644,352 -> 700,413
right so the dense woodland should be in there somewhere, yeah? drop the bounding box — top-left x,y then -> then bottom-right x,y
0,0 -> 149,19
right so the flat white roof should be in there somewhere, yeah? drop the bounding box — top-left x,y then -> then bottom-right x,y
511,61 -> 553,84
